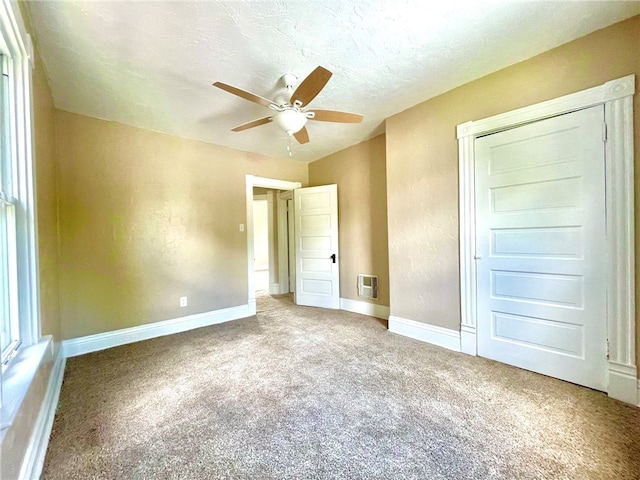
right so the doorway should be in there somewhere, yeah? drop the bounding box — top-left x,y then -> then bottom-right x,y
252,188 -> 288,296
245,175 -> 341,314
457,74 -> 636,403
245,176 -> 301,316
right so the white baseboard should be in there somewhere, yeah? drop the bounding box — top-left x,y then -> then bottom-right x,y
269,283 -> 281,295
340,297 -> 390,319
19,343 -> 66,480
607,361 -> 638,405
388,315 -> 461,352
63,303 -> 253,358
606,361 -> 639,405
460,326 -> 477,355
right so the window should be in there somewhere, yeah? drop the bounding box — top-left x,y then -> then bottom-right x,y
1,53 -> 20,363
0,0 -> 39,394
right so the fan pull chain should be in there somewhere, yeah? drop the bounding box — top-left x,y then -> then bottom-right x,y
287,133 -> 293,157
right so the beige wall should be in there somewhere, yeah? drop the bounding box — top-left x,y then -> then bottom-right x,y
55,111 -> 307,339
386,16 -> 640,365
33,46 -> 61,341
309,134 -> 389,306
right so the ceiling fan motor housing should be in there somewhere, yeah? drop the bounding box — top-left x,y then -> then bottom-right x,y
281,73 -> 298,89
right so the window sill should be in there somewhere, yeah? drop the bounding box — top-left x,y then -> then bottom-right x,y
0,337 -> 53,437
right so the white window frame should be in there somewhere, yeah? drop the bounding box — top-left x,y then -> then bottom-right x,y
1,50 -> 20,363
0,0 -> 40,412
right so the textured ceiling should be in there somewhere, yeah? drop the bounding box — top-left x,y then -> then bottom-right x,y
25,1 -> 640,163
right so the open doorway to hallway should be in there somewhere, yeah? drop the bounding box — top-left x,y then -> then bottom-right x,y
246,175 -> 302,315
252,186 -> 293,298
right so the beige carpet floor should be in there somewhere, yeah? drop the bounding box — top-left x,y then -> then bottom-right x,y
43,292 -> 640,479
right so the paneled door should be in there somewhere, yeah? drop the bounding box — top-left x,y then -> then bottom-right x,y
475,106 -> 607,391
294,184 -> 340,309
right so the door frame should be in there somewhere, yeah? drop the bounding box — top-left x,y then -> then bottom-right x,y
246,175 -> 301,315
457,74 -> 636,404
279,190 -> 294,294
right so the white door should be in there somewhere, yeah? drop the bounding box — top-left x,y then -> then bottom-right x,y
294,184 -> 340,309
475,106 -> 606,391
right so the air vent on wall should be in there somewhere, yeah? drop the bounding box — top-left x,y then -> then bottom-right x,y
358,274 -> 378,300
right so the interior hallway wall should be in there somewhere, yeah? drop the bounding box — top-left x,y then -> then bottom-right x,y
253,198 -> 269,271
252,187 -> 281,288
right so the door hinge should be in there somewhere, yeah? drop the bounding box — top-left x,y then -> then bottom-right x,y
602,123 -> 607,143
606,339 -> 610,360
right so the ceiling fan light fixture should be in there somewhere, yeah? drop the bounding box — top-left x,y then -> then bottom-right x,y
214,66 -> 363,146
273,110 -> 307,134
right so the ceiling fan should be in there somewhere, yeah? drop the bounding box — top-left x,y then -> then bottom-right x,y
213,66 -> 363,145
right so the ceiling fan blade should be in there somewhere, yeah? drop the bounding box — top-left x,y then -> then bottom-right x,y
290,66 -> 332,107
293,127 -> 310,144
213,82 -> 275,108
231,116 -> 273,132
307,110 -> 363,123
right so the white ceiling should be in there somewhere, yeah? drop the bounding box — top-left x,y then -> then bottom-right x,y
25,1 -> 640,163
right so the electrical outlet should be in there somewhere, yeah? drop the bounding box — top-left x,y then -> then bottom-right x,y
179,296 -> 187,307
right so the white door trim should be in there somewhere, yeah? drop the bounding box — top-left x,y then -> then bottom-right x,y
266,191 -> 279,294
277,192 -> 290,294
457,74 -> 636,404
245,175 -> 302,315
287,198 -> 296,292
